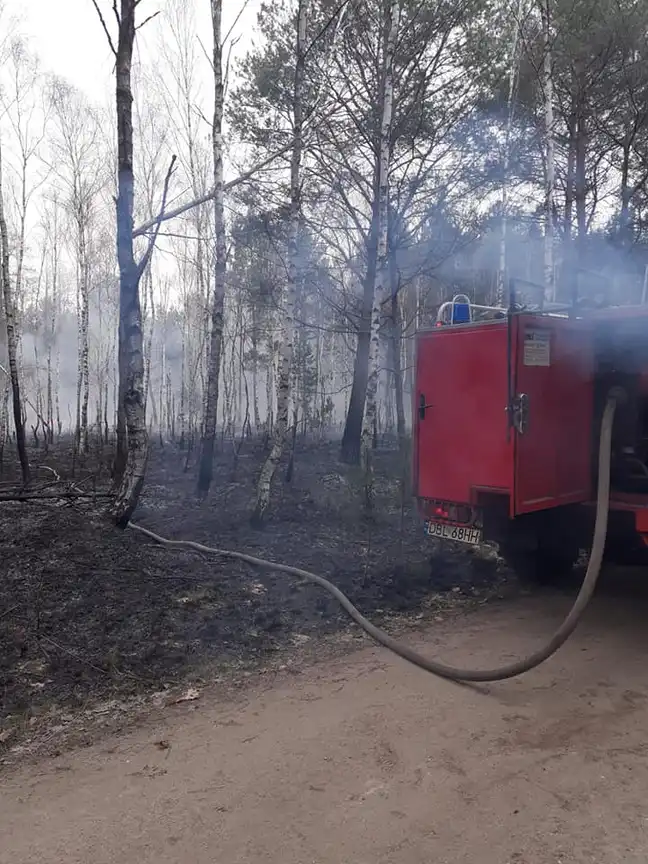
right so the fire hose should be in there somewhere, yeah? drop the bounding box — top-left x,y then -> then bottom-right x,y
129,395 -> 618,683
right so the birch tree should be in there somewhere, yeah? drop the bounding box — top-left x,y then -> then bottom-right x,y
495,0 -> 524,305
156,0 -> 212,447
0,38 -> 45,484
360,0 -> 399,507
540,0 -> 555,302
197,0 -> 226,497
250,0 -> 306,528
41,198 -> 60,445
91,0 -> 168,526
322,0 -> 481,463
49,79 -> 105,453
0,135 -> 29,483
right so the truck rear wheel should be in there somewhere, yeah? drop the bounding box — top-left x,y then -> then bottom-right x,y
499,543 -> 581,588
494,506 -> 584,589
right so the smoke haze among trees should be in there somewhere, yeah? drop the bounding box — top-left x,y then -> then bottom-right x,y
1,0 -> 648,519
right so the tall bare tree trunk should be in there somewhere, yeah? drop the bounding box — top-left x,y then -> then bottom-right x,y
143,267 -> 155,417
46,217 -> 58,445
0,138 -> 29,485
265,332 -> 274,436
251,0 -> 306,527
101,0 -> 149,525
564,114 -> 575,245
360,0 -> 400,509
619,142 -> 632,247
197,0 -> 226,497
55,346 -> 61,437
179,308 -> 187,447
541,0 -> 555,304
46,337 -> 53,442
339,211 -> 379,464
559,106 -> 576,294
575,105 -> 587,259
251,305 -> 261,432
79,229 -> 90,452
390,293 -> 405,446
496,0 -> 522,306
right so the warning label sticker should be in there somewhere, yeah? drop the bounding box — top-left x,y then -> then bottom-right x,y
523,328 -> 551,366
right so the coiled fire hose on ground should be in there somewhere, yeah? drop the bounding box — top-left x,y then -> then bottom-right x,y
128,396 -> 618,683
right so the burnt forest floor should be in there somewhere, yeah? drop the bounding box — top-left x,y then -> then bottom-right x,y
0,434 -> 515,764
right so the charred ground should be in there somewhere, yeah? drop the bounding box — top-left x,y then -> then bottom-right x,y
0,436 -> 507,751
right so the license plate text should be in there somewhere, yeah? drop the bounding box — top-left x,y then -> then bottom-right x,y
424,521 -> 481,545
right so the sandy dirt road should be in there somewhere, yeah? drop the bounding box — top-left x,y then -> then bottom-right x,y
3,583 -> 648,864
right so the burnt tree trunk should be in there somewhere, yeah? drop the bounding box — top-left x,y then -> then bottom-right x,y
0,137 -> 29,485
108,0 -> 148,525
197,0 -> 226,498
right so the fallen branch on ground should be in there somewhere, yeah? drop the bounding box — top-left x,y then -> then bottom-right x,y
38,465 -> 61,482
39,635 -> 139,680
0,491 -> 113,502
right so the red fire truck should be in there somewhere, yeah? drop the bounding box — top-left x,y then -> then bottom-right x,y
413,288 -> 648,583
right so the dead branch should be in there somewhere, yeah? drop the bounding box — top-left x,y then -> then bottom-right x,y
132,144 -> 291,237
136,9 -> 160,31
90,0 -> 118,56
39,635 -> 138,680
223,0 -> 251,46
137,154 -> 177,278
38,465 -> 61,482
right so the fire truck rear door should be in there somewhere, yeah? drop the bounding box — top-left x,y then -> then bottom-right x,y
513,314 -> 594,515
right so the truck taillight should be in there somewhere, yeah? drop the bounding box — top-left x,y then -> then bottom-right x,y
421,498 -> 480,527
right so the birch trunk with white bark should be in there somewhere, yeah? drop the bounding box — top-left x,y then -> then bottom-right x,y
179,314 -> 187,448
76,227 -> 90,454
265,331 -> 275,437
496,0 -> 523,306
47,213 -> 59,445
359,0 -> 400,510
55,346 -> 61,437
251,304 -> 261,432
251,0 -> 306,528
541,0 -> 555,304
197,0 -> 227,497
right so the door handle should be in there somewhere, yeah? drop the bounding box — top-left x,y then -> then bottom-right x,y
419,393 -> 433,420
511,393 -> 529,435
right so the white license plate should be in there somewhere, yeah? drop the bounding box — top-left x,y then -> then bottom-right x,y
424,521 -> 482,545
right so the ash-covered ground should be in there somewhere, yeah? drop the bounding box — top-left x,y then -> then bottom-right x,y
0,436 -> 507,744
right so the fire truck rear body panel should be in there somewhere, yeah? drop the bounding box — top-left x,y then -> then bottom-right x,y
413,301 -> 648,559
414,314 -> 595,514
513,314 -> 594,514
414,321 -> 512,507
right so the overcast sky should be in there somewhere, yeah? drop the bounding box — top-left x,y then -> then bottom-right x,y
5,0 -> 259,104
